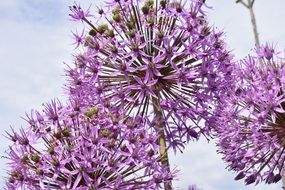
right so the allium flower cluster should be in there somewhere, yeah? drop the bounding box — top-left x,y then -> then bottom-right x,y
214,44 -> 285,185
67,0 -> 233,151
5,100 -> 174,189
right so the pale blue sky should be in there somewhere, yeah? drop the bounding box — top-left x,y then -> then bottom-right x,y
0,0 -> 285,189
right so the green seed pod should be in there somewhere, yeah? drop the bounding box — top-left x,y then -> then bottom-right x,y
31,154 -> 40,163
112,14 -> 121,23
85,106 -> 99,118
147,17 -> 155,26
53,131 -> 62,139
157,30 -> 164,39
146,0 -> 154,7
48,146 -> 55,155
111,46 -> 118,53
108,29 -> 115,38
35,169 -> 44,176
112,6 -> 121,15
62,128 -> 70,137
21,154 -> 29,164
101,129 -> 110,137
126,21 -> 135,30
51,158 -> 60,167
97,24 -> 108,35
89,29 -> 97,36
128,30 -> 136,38
142,5 -> 150,15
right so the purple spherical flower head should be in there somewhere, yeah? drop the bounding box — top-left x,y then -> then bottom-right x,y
214,45 -> 285,185
5,99 -> 176,189
66,0 -> 233,152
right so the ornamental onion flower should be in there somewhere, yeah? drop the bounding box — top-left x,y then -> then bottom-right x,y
66,0 -> 233,152
5,99 -> 175,189
214,44 -> 285,185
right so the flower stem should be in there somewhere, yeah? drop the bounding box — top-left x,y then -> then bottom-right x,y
152,97 -> 172,190
236,0 -> 260,48
247,0 -> 260,48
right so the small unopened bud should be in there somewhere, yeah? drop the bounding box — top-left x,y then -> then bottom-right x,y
108,159 -> 116,167
146,0 -> 154,6
85,107 -> 99,118
157,30 -> 164,39
36,169 -> 44,176
112,7 -> 120,15
200,26 -> 211,38
62,128 -> 70,137
53,131 -> 62,139
97,24 -> 108,35
111,46 -> 118,53
48,146 -> 55,155
107,29 -> 115,38
160,0 -> 166,9
89,29 -> 97,36
21,155 -> 29,164
52,158 -> 60,167
101,129 -> 110,137
147,17 -> 155,26
142,5 -> 150,15
131,44 -> 139,52
128,30 -> 136,38
31,154 -> 40,163
112,14 -> 121,23
126,21 -> 135,30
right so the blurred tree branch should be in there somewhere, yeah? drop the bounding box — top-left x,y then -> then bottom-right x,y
236,0 -> 260,47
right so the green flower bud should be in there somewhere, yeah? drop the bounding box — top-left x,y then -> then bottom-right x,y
108,29 -> 115,38
35,169 -> 44,175
21,154 -> 29,164
112,7 -> 120,15
128,30 -> 136,38
53,131 -> 62,139
67,143 -> 73,152
101,129 -> 110,137
89,29 -> 97,36
142,5 -> 150,15
31,154 -> 40,163
146,0 -> 154,7
97,24 -> 108,35
85,106 -> 99,118
112,14 -> 121,23
52,158 -> 60,167
126,21 -> 135,30
48,146 -> 55,155
89,185 -> 96,190
62,128 -> 70,137
147,17 -> 155,26
111,46 -> 118,53
157,30 -> 164,39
